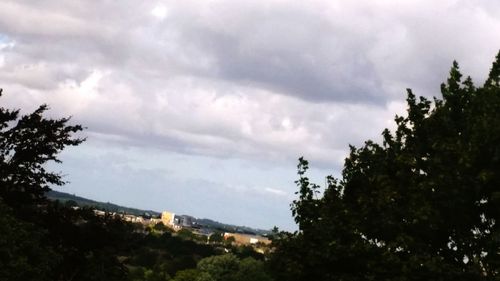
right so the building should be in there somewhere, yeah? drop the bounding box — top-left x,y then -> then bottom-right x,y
174,215 -> 195,228
123,214 -> 144,223
161,211 -> 175,226
161,211 -> 198,231
148,218 -> 162,225
223,232 -> 271,246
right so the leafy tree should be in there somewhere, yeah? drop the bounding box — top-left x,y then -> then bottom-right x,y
0,89 -> 84,211
170,255 -> 273,281
197,254 -> 240,281
196,254 -> 273,281
0,90 -> 128,280
172,269 -> 201,281
0,199 -> 59,281
41,202 -> 130,280
0,89 -> 88,280
154,222 -> 171,233
209,231 -> 225,244
142,268 -> 171,281
232,245 -> 264,260
271,51 -> 500,280
233,257 -> 273,281
177,228 -> 206,242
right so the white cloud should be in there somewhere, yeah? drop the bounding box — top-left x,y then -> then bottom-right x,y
264,187 -> 288,197
0,0 -> 499,228
1,0 -> 497,166
151,4 -> 168,20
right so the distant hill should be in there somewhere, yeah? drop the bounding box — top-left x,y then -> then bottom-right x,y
196,218 -> 271,236
46,190 -> 161,217
46,190 -> 271,235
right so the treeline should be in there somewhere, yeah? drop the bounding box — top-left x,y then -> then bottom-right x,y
0,196 -> 270,280
47,189 -> 161,217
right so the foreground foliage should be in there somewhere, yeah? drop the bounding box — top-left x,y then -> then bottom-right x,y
170,254 -> 273,281
271,52 -> 500,280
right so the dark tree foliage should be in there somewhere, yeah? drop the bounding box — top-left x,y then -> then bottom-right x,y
0,200 -> 59,281
270,51 -> 500,280
172,254 -> 273,281
0,90 -> 84,210
0,92 -> 128,280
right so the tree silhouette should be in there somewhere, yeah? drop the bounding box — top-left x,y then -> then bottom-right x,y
0,89 -> 84,211
271,51 -> 500,280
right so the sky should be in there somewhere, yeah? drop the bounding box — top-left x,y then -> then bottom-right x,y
1,0 -> 500,230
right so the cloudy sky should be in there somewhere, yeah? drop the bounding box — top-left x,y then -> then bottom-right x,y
1,0 -> 500,230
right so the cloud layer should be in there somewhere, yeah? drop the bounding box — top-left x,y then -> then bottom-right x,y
1,0 -> 500,229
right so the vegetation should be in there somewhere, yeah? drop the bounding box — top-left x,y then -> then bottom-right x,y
172,254 -> 273,281
270,52 -> 500,280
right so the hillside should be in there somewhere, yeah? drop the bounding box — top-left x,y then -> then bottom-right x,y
46,190 -> 271,235
47,190 -> 161,217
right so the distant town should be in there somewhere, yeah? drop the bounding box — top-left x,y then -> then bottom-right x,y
48,190 -> 272,252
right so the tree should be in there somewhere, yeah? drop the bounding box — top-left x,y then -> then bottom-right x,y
270,51 -> 500,280
172,269 -> 200,281
233,257 -> 273,281
0,91 -> 129,281
209,231 -> 224,244
197,254 -> 240,281
0,199 -> 59,281
0,89 -> 84,210
153,222 -> 171,233
0,90 -> 87,280
177,228 -> 204,242
194,254 -> 273,281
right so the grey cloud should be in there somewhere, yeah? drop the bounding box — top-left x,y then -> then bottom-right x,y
0,1 -> 396,104
3,0 -> 499,106
1,0 -> 500,178
159,1 -> 386,103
